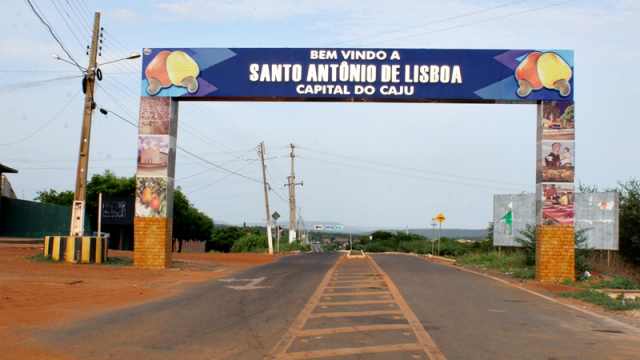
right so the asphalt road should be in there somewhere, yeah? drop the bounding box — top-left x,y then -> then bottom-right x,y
373,253 -> 640,360
32,253 -> 340,360
27,252 -> 640,360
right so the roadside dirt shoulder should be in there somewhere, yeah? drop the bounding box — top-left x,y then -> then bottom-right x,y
0,246 -> 277,358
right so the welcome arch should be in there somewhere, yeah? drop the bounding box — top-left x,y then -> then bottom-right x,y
135,48 -> 575,282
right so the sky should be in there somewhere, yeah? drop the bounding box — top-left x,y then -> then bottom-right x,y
1,0 -> 639,231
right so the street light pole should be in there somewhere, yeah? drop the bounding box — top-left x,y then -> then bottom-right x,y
260,143 -> 274,255
70,12 -> 100,236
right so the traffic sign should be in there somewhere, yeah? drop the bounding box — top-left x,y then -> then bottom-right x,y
336,225 -> 344,230
271,212 -> 280,221
325,225 -> 334,230
436,213 -> 446,223
314,225 -> 323,230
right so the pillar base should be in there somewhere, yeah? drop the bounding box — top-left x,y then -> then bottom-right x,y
44,236 -> 108,264
134,217 -> 172,269
535,225 -> 575,282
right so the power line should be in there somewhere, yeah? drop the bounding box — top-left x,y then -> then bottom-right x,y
0,75 -> 82,93
0,90 -> 82,146
24,0 -> 83,70
50,0 -> 90,49
298,146 -> 531,187
326,0 -> 529,46
298,155 -> 530,192
361,0 -> 577,46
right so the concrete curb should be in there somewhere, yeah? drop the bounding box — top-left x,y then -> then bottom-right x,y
346,250 -> 366,258
0,237 -> 44,245
424,253 -> 456,265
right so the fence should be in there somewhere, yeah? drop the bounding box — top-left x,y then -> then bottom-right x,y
172,239 -> 207,253
0,198 -> 90,238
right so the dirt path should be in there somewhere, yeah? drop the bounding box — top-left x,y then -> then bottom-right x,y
0,245 -> 277,359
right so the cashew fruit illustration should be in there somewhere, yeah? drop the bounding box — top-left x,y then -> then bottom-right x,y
166,51 -> 200,93
515,52 -> 543,97
145,51 -> 172,95
515,51 -> 572,97
144,50 -> 200,95
537,52 -> 572,96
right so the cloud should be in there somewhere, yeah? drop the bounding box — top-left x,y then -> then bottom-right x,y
106,9 -> 140,22
152,0 -> 317,22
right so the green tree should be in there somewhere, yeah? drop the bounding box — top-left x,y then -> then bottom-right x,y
85,170 -> 136,228
33,189 -> 74,206
230,233 -> 268,253
38,169 -> 214,241
579,178 -> 640,267
543,100 -> 561,120
513,223 -> 537,266
210,225 -> 262,252
559,103 -> 574,127
617,179 -> 640,266
172,187 -> 214,242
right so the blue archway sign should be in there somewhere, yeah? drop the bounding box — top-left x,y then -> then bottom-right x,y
140,48 -> 573,102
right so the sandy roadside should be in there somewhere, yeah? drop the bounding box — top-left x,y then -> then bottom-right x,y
0,245 -> 277,359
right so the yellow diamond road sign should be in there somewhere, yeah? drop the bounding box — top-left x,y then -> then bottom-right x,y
436,214 -> 446,223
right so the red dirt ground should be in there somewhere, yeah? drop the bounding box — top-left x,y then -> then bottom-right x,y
0,244 -> 276,359
1,247 -> 637,359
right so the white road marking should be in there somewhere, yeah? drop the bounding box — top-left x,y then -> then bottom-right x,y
218,277 -> 270,290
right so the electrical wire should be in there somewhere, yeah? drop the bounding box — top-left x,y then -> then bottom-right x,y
326,0 -> 529,46
0,90 -> 82,146
24,0 -> 83,70
360,0 -> 577,47
298,155 -> 530,192
298,146 -> 531,187
0,75 -> 82,93
50,0 -> 90,49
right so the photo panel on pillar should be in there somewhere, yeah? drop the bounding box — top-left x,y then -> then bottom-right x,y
541,100 -> 574,141
541,140 -> 574,182
135,177 -> 168,218
137,135 -> 170,177
139,97 -> 171,135
541,183 -> 575,226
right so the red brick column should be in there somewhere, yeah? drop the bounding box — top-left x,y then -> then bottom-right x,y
536,225 -> 575,282
134,217 -> 173,269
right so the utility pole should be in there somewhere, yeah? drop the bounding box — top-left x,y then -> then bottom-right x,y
70,12 -> 100,236
285,143 -> 303,243
260,143 -> 274,255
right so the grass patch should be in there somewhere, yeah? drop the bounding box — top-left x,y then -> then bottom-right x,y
105,256 -> 133,266
592,278 -> 639,290
511,268 -> 536,279
458,250 -> 533,279
558,290 -> 640,311
27,253 -> 54,263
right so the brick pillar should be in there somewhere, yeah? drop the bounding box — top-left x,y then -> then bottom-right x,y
134,97 -> 178,269
536,100 -> 576,282
134,217 -> 173,269
536,225 -> 575,282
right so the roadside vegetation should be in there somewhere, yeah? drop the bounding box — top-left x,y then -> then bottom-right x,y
28,253 -> 54,262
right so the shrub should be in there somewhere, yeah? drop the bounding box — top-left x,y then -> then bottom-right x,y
397,240 -> 431,254
436,237 -> 467,257
278,240 -> 310,252
230,234 -> 268,253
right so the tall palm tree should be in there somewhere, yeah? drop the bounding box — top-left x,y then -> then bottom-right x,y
543,101 -> 560,120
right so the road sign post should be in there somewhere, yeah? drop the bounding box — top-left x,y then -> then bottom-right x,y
431,217 -> 437,255
436,214 -> 445,256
